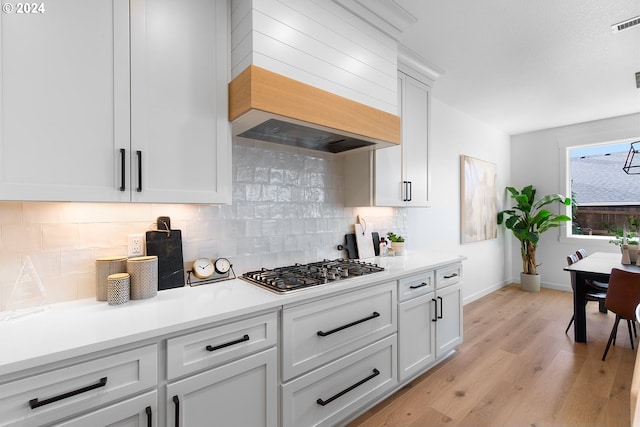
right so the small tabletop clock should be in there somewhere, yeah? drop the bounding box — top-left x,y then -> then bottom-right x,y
192,258 -> 215,279
191,257 -> 233,281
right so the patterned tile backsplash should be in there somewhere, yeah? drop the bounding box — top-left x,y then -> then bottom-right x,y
0,139 -> 406,311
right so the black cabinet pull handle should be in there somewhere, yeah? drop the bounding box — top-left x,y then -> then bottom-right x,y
119,148 -> 126,191
410,282 -> 428,289
408,181 -> 412,201
136,150 -> 142,192
206,334 -> 250,352
317,312 -> 380,337
432,298 -> 438,322
317,368 -> 380,406
444,273 -> 458,279
145,406 -> 152,427
29,377 -> 107,409
402,181 -> 409,201
438,296 -> 443,319
173,395 -> 180,427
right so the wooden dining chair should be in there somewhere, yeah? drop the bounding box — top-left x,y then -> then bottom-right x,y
565,254 -> 607,334
602,268 -> 640,361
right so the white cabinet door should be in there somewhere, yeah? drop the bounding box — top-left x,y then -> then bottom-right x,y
401,72 -> 430,207
343,71 -> 430,207
54,391 -> 157,427
398,293 -> 436,381
435,283 -> 463,357
0,0 -> 131,202
167,348 -> 277,427
130,0 -> 231,204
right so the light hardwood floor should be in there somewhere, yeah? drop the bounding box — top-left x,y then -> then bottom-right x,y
349,284 -> 636,427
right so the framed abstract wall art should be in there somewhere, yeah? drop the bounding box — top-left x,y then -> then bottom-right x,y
460,155 -> 497,243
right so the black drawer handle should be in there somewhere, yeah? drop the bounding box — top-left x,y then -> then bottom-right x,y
173,395 -> 180,427
119,148 -> 126,191
206,334 -> 250,352
407,181 -> 412,202
438,296 -> 443,319
317,312 -> 380,337
146,406 -> 152,427
317,368 -> 380,406
29,377 -> 107,409
443,273 -> 458,279
410,282 -> 428,289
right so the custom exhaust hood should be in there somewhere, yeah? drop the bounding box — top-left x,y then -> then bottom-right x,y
228,65 -> 401,153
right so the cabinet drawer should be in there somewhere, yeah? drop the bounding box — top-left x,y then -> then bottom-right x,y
54,390 -> 157,426
167,312 -> 277,380
398,270 -> 434,302
282,282 -> 396,381
0,345 -> 157,427
282,335 -> 397,427
436,264 -> 462,289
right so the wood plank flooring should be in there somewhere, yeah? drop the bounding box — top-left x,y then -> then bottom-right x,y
349,284 -> 636,427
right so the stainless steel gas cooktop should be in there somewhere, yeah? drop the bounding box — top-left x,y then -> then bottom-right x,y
240,259 -> 384,294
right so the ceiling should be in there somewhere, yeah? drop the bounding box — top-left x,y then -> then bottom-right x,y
395,0 -> 640,135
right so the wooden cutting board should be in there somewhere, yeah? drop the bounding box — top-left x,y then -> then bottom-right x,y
354,223 -> 375,259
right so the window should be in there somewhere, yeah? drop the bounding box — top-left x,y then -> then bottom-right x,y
569,140 -> 640,240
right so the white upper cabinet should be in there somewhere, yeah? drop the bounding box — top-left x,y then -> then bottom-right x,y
0,0 -> 131,202
399,71 -> 431,207
0,0 -> 231,203
343,70 -> 431,207
130,0 -> 230,204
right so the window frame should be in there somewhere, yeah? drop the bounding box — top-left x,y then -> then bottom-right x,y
560,135 -> 640,245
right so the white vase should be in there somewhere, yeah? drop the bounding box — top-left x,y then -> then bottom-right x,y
520,272 -> 541,292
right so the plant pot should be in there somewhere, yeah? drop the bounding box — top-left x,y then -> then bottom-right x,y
622,244 -> 639,263
391,242 -> 404,256
520,272 -> 541,292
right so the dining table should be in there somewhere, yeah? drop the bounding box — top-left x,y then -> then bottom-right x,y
564,251 -> 640,342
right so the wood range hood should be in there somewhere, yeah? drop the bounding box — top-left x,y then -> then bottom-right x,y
228,65 -> 401,153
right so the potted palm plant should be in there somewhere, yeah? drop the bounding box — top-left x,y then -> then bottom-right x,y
497,185 -> 571,292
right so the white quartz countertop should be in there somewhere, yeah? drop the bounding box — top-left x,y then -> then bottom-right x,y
0,251 -> 464,376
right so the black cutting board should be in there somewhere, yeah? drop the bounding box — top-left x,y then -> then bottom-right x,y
344,234 -> 358,259
145,230 -> 184,290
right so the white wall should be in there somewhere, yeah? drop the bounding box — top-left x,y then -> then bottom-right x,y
510,113 -> 640,291
407,98 -> 512,303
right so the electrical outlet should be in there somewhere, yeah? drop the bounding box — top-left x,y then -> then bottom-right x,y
128,233 -> 144,257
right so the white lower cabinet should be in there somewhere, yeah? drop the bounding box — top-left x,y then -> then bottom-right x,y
398,293 -> 436,381
54,391 -> 157,427
0,345 -> 157,427
435,282 -> 463,357
166,347 -> 277,427
282,335 -> 397,427
397,263 -> 463,382
435,264 -> 463,357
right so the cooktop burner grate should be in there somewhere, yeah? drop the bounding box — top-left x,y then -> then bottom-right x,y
241,259 -> 384,293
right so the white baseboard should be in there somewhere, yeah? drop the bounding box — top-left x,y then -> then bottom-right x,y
462,280 -> 511,305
